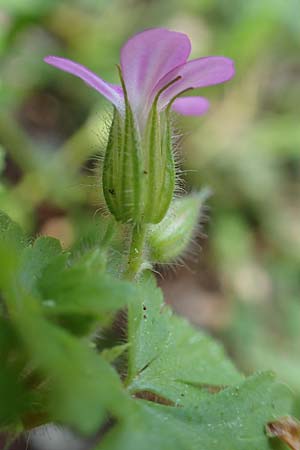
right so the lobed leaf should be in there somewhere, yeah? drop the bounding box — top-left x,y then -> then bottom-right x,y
97,372 -> 292,450
127,272 -> 242,404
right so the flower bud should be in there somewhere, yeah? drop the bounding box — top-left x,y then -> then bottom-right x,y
147,190 -> 210,263
102,70 -> 176,224
102,105 -> 142,222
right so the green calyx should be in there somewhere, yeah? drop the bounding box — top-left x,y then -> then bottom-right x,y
102,70 -> 177,225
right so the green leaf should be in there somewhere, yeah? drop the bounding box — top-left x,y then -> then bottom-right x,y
0,238 -> 21,296
0,210 -> 25,247
20,236 -> 66,295
111,273 -> 292,449
8,235 -> 134,333
2,277 -> 131,435
40,266 -> 133,318
0,229 -> 134,433
97,372 -> 292,450
17,308 -> 130,434
0,318 -> 28,429
38,247 -> 135,330
127,272 -> 242,404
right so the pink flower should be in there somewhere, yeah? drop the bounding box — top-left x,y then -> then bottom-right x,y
44,28 -> 234,131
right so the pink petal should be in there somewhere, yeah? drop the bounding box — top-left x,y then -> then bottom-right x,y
171,96 -> 210,116
44,56 -> 124,111
120,28 -> 191,117
157,56 -> 235,110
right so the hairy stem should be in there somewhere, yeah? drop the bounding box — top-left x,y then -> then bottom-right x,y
124,223 -> 147,280
125,223 -> 147,385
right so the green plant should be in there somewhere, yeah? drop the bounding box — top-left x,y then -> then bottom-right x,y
0,26 -> 298,450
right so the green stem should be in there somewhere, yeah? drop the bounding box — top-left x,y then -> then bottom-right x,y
124,223 -> 147,386
124,223 -> 147,281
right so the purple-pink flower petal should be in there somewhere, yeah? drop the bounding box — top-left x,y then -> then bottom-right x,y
44,29 -> 235,129
44,56 -> 124,111
157,56 -> 235,110
171,96 -> 210,116
120,28 -> 191,117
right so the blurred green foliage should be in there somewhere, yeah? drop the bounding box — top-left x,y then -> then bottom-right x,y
0,211 -> 134,434
0,0 -> 300,418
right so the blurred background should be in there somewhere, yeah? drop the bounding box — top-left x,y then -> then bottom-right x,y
0,0 -> 300,447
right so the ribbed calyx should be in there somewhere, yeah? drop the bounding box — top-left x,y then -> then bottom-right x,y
102,71 -> 176,225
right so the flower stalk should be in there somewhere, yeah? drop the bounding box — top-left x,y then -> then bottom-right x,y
125,223 -> 147,280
